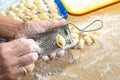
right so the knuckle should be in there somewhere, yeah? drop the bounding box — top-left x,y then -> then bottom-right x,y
26,64 -> 34,73
24,43 -> 31,52
18,57 -> 23,65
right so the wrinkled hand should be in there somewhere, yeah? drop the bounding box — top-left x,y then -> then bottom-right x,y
0,38 -> 40,80
16,19 -> 67,61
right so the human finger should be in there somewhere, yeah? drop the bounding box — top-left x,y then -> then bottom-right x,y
11,39 -> 40,57
16,52 -> 38,67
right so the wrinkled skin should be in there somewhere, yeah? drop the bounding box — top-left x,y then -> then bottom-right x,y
0,19 -> 66,80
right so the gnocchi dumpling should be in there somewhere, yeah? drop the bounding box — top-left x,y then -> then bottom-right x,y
18,3 -> 24,8
89,34 -> 98,43
0,12 -> 6,16
56,34 -> 66,48
34,0 -> 44,6
23,16 -> 31,21
25,2 -> 35,9
13,17 -> 23,22
38,13 -> 49,20
10,6 -> 19,13
47,3 -> 57,8
17,13 -> 25,19
45,0 -> 55,4
31,10 -> 37,14
71,33 -> 79,39
83,36 -> 93,45
38,5 -> 49,12
49,7 -> 58,13
31,15 -> 39,20
73,39 -> 79,45
24,8 -> 31,15
6,11 -> 16,17
49,13 -> 62,19
77,38 -> 85,49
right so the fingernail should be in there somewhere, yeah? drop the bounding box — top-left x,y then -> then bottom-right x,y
57,50 -> 65,57
60,19 -> 66,23
42,56 -> 49,62
50,53 -> 56,59
30,44 -> 40,53
32,52 -> 39,61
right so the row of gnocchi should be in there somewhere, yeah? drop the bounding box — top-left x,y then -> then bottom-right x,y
0,0 -> 62,21
70,24 -> 101,49
55,24 -> 101,50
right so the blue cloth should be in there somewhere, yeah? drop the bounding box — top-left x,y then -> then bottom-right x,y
0,39 -> 8,43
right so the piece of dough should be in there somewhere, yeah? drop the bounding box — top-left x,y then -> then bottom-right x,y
17,13 -> 25,19
45,0 -> 55,4
0,12 -> 6,16
77,38 -> 85,49
83,36 -> 93,45
49,13 -> 62,19
38,13 -> 49,20
71,33 -> 80,39
89,34 -> 98,43
31,15 -> 39,20
6,11 -> 16,18
73,39 -> 79,45
38,5 -> 49,12
10,6 -> 19,13
13,17 -> 23,22
70,28 -> 81,34
49,7 -> 58,13
56,34 -> 66,48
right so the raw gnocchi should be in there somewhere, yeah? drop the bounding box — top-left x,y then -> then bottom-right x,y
89,34 -> 98,42
38,13 -> 49,20
13,17 -> 23,21
83,35 -> 93,45
56,34 -> 66,48
0,12 -> 6,16
68,24 -> 101,50
2,0 -> 62,21
6,11 -> 16,17
77,38 -> 85,49
49,13 -> 62,19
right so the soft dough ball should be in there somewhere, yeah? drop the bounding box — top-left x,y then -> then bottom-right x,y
6,11 -> 16,18
49,13 -> 62,19
38,13 -> 49,20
